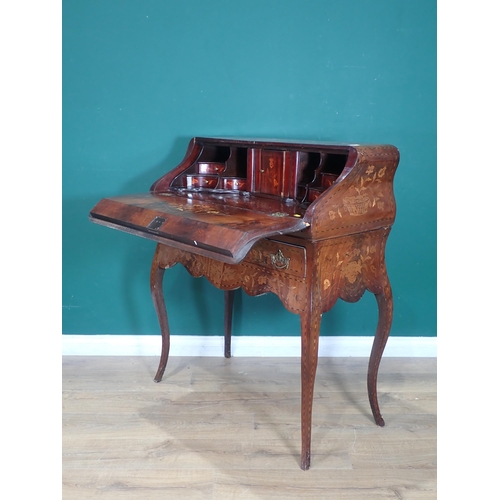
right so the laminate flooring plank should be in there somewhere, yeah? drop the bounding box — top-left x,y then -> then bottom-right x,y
62,356 -> 436,499
62,468 -> 214,500
211,468 -> 437,499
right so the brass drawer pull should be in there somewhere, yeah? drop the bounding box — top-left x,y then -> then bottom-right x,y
270,249 -> 290,270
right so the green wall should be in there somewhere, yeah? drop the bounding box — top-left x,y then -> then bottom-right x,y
63,0 -> 436,338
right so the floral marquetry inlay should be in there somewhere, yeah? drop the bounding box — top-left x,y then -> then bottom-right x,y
316,227 -> 391,312
342,260 -> 363,283
154,243 -> 308,315
326,163 -> 390,221
312,146 -> 398,241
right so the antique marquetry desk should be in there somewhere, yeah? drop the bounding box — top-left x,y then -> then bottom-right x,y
89,137 -> 400,470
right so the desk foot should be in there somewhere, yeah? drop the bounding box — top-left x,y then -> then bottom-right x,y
151,248 -> 170,383
301,452 -> 311,471
367,276 -> 393,427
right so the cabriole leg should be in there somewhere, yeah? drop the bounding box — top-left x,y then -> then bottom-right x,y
367,275 -> 393,426
150,246 -> 170,383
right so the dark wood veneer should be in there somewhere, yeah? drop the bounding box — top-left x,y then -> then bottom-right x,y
89,137 -> 400,470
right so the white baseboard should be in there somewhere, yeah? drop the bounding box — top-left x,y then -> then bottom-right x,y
62,335 -> 436,357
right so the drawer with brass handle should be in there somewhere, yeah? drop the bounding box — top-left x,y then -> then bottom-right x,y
243,239 -> 306,278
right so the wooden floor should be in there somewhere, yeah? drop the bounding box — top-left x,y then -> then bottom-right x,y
62,356 -> 436,499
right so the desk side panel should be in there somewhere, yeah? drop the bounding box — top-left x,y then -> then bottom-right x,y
306,145 -> 399,239
150,139 -> 203,192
